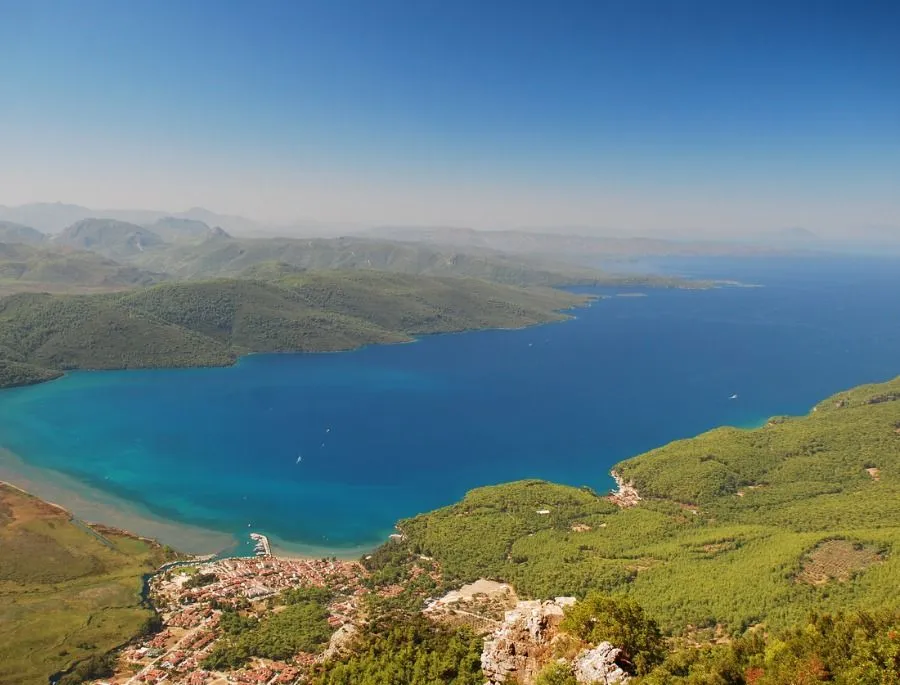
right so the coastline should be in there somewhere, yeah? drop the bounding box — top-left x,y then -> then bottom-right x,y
0,446 -> 385,561
0,295 -> 599,560
0,286 -> 592,392
0,447 -> 235,554
0,282 -> 752,565
265,531 -> 380,561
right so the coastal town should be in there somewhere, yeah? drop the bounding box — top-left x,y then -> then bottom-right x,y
92,537 -> 369,685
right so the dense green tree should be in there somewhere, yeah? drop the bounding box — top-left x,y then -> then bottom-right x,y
56,654 -> 116,685
562,593 -> 664,674
308,617 -> 483,685
202,600 -> 332,669
182,572 -> 217,589
0,274 -> 585,388
639,610 -> 900,684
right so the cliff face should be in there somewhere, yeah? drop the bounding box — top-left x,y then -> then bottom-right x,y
481,598 -> 573,684
573,643 -> 631,684
608,470 -> 641,508
480,597 -> 632,685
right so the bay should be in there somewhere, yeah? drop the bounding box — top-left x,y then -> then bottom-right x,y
1,255 -> 898,555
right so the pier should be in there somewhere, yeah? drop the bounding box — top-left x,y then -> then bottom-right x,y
249,532 -> 271,556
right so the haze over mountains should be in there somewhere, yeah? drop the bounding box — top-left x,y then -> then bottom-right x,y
0,202 -> 349,238
0,201 -> 897,298
2,210 -> 714,296
2,202 -> 898,255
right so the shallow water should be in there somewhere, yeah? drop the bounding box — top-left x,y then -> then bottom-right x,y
1,256 -> 898,555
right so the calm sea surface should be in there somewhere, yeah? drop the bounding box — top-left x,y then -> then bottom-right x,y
1,256 -> 898,554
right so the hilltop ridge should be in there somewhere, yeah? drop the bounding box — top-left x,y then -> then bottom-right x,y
0,214 -> 709,293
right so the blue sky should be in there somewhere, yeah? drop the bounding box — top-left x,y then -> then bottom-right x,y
1,0 -> 898,234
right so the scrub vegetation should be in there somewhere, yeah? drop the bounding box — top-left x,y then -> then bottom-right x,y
0,483 -> 178,685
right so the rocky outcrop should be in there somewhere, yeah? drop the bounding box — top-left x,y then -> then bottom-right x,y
573,642 -> 630,684
321,623 -> 357,661
608,471 -> 641,508
481,597 -> 576,684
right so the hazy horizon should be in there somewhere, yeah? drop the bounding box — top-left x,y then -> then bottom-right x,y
3,200 -> 900,248
2,1 -> 898,239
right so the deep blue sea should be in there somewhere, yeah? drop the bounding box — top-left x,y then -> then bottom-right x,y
1,256 -> 898,555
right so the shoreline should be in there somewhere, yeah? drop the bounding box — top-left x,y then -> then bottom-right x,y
0,295 -> 600,560
0,277 -> 723,393
0,447 -> 234,554
0,446 -> 382,560
0,283 -> 737,564
0,287 -> 592,392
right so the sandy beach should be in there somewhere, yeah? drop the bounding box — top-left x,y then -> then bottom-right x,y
0,446 -> 236,554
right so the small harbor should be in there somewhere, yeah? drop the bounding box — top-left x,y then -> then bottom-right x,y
250,531 -> 271,556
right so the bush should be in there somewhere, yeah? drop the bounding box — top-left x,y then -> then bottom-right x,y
183,572 -> 217,589
561,593 -> 664,675
639,609 -> 900,684
536,661 -> 578,685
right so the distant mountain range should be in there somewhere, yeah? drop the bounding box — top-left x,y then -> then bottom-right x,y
123,233 -> 633,286
4,201 -> 897,258
0,242 -> 164,294
0,202 -> 348,238
1,217 -> 709,292
144,217 -> 231,242
3,203 -> 895,297
54,218 -> 167,260
366,225 -> 789,262
0,221 -> 47,246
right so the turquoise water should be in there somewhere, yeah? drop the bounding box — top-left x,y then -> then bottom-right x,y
1,256 -> 898,554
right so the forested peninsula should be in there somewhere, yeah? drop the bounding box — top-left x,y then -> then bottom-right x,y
388,376 -> 900,632
356,375 -> 900,683
0,271 -> 585,389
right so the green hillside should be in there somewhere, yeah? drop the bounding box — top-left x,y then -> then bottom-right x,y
0,272 -> 583,388
382,376 -> 900,634
126,234 -> 683,287
0,483 -> 177,685
0,242 -> 164,294
0,217 -> 708,294
54,218 -> 165,259
0,359 -> 62,388
142,216 -> 224,243
0,221 -> 45,246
